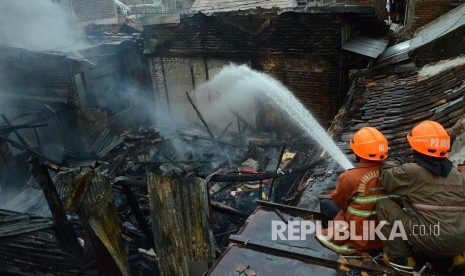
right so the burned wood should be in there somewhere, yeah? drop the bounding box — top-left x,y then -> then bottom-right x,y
186,92 -> 233,165
1,114 -> 31,148
176,130 -> 239,146
109,149 -> 131,176
273,208 -> 287,224
29,158 -> 82,258
75,259 -> 99,276
59,168 -> 130,275
44,104 -> 66,150
33,127 -> 42,152
0,123 -> 48,133
212,89 -> 256,133
0,215 -> 55,237
232,108 -> 256,133
211,200 -> 249,219
147,174 -> 215,276
217,121 -> 234,140
163,154 -> 187,173
0,134 -> 61,164
113,176 -> 147,187
186,92 -> 218,144
121,185 -> 155,249
200,158 -> 323,182
268,145 -> 286,202
210,181 -> 236,196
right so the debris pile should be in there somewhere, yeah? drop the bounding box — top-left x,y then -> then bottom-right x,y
0,118 -> 322,275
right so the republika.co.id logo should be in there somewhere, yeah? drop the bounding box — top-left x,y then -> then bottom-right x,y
271,220 -> 440,241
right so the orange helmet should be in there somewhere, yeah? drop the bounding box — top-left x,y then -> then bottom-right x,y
407,120 -> 450,158
350,127 -> 388,161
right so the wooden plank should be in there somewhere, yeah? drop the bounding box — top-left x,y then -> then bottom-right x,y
147,174 -> 215,276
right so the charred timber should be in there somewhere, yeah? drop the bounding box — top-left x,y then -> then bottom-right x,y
29,158 -> 82,258
0,134 -> 61,164
186,91 -> 232,165
268,145 -> 286,201
211,200 -> 249,219
200,158 -> 323,182
1,114 -> 31,148
185,92 -> 218,145
0,124 -> 48,134
121,186 -> 155,249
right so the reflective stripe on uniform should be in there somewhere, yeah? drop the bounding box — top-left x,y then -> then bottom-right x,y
352,194 -> 400,204
412,202 -> 465,212
347,206 -> 377,217
316,234 -> 357,254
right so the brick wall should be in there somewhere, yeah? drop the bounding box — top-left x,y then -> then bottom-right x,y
71,0 -> 117,24
144,12 -> 348,131
412,0 -> 456,30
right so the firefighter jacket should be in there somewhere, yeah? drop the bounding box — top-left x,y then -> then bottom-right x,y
379,158 -> 465,256
318,159 -> 395,253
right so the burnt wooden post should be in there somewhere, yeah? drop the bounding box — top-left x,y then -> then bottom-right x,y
0,135 -> 60,164
29,158 -> 82,258
121,185 -> 155,249
1,114 -> 31,148
147,174 -> 215,276
186,92 -> 232,165
269,145 -> 286,202
185,92 -> 218,144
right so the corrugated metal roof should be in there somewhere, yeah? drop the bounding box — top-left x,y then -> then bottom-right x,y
342,35 -> 389,59
376,4 -> 465,65
414,3 -> 465,42
190,0 -> 291,13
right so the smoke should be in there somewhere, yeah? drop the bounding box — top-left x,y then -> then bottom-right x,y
196,64 -> 354,169
0,0 -> 87,51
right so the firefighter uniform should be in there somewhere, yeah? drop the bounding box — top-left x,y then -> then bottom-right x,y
377,120 -> 465,272
316,127 -> 392,254
378,158 -> 465,259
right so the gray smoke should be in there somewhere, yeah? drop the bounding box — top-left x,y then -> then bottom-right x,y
0,0 -> 87,51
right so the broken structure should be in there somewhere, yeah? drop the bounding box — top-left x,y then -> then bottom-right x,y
0,0 -> 465,275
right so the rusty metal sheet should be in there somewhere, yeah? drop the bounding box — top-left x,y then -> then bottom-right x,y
59,168 -> 130,276
147,174 -> 215,276
0,210 -> 86,275
0,212 -> 54,237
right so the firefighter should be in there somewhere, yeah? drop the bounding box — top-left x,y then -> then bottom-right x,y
377,120 -> 465,273
316,126 -> 396,254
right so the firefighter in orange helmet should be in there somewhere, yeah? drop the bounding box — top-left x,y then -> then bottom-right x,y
377,120 -> 465,273
316,127 -> 396,254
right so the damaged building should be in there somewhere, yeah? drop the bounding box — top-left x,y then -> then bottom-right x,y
0,0 -> 465,275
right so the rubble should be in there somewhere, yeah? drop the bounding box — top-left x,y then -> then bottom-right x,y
0,110 -> 319,275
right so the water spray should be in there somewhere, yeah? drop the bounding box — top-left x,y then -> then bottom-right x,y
204,64 -> 354,170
